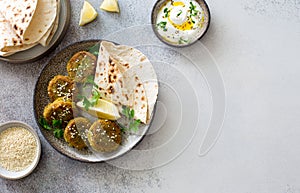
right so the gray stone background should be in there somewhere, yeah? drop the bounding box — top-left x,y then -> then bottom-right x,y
1,0 -> 300,192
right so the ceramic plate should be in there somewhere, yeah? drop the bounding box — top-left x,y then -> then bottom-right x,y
33,40 -> 157,162
0,121 -> 41,180
0,0 -> 71,64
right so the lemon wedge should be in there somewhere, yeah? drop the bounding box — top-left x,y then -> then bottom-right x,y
77,98 -> 121,120
79,1 -> 98,26
100,0 -> 120,13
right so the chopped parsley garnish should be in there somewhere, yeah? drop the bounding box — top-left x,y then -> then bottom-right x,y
39,118 -> 64,138
189,1 -> 199,16
120,106 -> 141,132
189,1 -> 200,24
88,43 -> 100,56
177,10 -> 183,17
78,75 -> 101,110
179,37 -> 188,44
163,7 -> 170,18
157,21 -> 168,32
78,89 -> 101,111
83,75 -> 99,89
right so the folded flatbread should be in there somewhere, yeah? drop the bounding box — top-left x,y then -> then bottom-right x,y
0,0 -> 59,56
0,0 -> 38,39
23,0 -> 57,44
0,12 -> 36,53
94,41 -> 159,124
39,0 -> 60,46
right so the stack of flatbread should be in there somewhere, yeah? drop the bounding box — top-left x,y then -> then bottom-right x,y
0,0 -> 60,57
94,41 -> 159,124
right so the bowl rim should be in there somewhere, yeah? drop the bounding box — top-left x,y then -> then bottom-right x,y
0,121 -> 42,180
151,0 -> 211,47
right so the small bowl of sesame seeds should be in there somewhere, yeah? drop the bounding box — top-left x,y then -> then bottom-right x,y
0,121 -> 41,180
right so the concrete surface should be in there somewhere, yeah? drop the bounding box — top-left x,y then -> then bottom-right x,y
0,0 -> 300,192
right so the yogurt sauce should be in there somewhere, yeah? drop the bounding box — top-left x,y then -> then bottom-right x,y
156,0 -> 205,45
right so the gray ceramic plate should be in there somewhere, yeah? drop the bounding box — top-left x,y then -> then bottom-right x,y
33,40 -> 156,162
0,0 -> 71,64
151,0 -> 211,47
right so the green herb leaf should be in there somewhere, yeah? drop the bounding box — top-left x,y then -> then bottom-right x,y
179,37 -> 189,44
129,119 -> 141,132
163,8 -> 169,18
130,109 -> 135,119
189,1 -> 199,17
121,107 -> 141,133
53,128 -> 64,138
122,106 -> 131,119
83,75 -> 98,89
88,43 -> 100,56
177,10 -> 182,17
39,117 -> 52,130
39,117 -> 64,138
90,90 -> 100,105
157,21 -> 168,32
52,119 -> 62,128
82,97 -> 92,111
80,89 -> 101,111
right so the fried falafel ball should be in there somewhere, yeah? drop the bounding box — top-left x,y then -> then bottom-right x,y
47,75 -> 75,102
67,51 -> 97,83
64,117 -> 91,150
43,99 -> 74,127
88,120 -> 122,152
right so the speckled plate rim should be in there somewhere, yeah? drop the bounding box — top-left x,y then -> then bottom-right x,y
0,121 -> 42,180
0,0 -> 71,64
33,39 -> 157,163
151,0 -> 211,47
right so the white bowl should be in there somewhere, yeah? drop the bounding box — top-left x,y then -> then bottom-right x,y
0,121 -> 41,180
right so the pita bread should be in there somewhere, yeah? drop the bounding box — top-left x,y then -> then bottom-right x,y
0,43 -> 37,56
95,42 -> 148,123
99,41 -> 159,122
39,0 -> 60,46
94,41 -> 158,123
23,0 -> 57,44
0,0 -> 38,39
0,12 -> 23,51
0,12 -> 37,53
0,0 -> 59,56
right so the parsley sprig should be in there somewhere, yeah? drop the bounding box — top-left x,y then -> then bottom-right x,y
83,75 -> 99,89
157,21 -> 167,32
78,90 -> 101,111
78,75 -> 101,111
120,106 -> 141,132
39,118 -> 64,138
88,43 -> 100,57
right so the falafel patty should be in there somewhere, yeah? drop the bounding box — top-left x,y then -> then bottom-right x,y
48,75 -> 74,102
43,99 -> 74,127
67,51 -> 97,83
88,120 -> 122,152
64,117 -> 91,150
